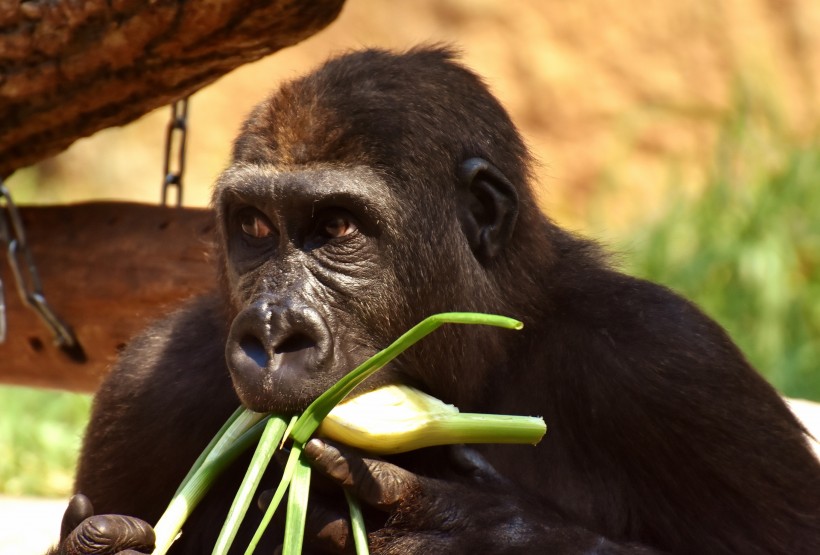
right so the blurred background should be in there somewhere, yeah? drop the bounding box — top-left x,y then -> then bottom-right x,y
2,0 -> 818,511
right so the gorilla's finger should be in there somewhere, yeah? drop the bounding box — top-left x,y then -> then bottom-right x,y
258,488 -> 274,511
303,439 -> 418,511
256,487 -> 290,538
61,515 -> 155,554
303,502 -> 356,554
270,447 -> 342,495
257,489 -> 354,554
60,494 -> 94,541
447,445 -> 507,484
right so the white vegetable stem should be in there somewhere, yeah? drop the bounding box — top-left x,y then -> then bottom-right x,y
152,409 -> 267,555
318,384 -> 546,454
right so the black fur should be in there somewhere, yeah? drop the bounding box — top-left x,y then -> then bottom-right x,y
55,46 -> 820,554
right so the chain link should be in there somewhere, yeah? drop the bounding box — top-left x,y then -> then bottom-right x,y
161,97 -> 190,207
0,181 -> 84,358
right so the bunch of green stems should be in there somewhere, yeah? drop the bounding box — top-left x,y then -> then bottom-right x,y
151,312 -> 543,555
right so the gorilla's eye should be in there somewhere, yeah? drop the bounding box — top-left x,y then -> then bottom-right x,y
321,212 -> 358,239
238,208 -> 274,239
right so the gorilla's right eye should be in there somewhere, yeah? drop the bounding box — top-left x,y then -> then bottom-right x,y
322,212 -> 358,239
237,208 -> 274,239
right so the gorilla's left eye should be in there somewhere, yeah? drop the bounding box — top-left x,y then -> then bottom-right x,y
321,212 -> 358,239
237,208 -> 274,239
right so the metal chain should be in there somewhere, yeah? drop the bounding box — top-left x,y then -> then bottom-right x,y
0,180 -> 83,359
0,98 -> 191,354
161,97 -> 190,207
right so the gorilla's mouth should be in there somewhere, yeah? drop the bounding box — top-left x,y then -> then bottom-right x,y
227,343 -> 334,414
225,298 -> 340,412
223,298 -> 421,414
228,334 -> 410,415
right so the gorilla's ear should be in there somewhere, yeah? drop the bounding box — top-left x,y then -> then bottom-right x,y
458,157 -> 519,261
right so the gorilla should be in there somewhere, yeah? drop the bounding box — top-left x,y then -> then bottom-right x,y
50,46 -> 820,554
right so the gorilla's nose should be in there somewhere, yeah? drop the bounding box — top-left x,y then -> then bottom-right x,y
226,299 -> 333,411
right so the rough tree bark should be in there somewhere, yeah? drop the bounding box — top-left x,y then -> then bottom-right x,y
0,0 -> 345,177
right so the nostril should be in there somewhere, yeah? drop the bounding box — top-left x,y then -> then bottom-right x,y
274,333 -> 315,355
239,335 -> 268,369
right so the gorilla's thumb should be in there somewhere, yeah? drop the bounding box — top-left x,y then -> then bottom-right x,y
59,514 -> 155,555
61,494 -> 94,542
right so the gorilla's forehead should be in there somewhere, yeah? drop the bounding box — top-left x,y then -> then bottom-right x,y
214,163 -> 400,217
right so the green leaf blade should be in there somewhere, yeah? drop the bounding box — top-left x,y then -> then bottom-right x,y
153,411 -> 269,555
211,415 -> 291,555
281,450 -> 312,555
345,491 -> 370,555
244,443 -> 304,555
290,312 -> 523,443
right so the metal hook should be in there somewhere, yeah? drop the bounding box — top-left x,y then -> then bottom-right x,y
0,183 -> 85,361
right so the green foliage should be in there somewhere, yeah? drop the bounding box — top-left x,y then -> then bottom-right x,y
0,386 -> 91,496
618,92 -> 820,400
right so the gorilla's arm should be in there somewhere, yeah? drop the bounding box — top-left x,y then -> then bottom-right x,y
300,440 -> 660,555
75,295 -> 236,521
48,295 -> 268,554
300,271 -> 820,554
507,270 -> 820,554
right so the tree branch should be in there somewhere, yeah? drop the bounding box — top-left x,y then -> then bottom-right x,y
0,0 -> 345,176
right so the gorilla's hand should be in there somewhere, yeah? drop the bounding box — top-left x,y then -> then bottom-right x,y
48,494 -> 155,555
295,439 -> 627,554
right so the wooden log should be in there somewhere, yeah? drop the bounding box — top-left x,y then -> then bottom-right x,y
0,202 -> 217,392
0,0 -> 344,176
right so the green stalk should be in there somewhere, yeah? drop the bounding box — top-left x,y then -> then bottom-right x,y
244,443 -> 304,555
172,406 -> 245,498
155,312 -> 525,554
211,415 -> 292,555
152,415 -> 270,555
290,312 -> 522,444
412,413 -> 546,447
345,491 -> 369,555
282,452 -> 312,555
203,410 -> 268,466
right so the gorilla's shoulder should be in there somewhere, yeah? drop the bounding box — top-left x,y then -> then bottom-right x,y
100,293 -> 230,397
